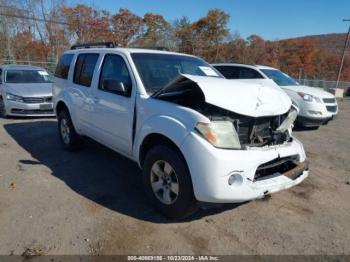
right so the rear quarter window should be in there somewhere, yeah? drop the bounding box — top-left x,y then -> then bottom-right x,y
55,54 -> 74,79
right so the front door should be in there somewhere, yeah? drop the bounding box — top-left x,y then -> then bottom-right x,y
89,53 -> 135,155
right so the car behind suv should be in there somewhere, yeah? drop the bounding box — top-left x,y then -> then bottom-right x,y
53,43 -> 309,218
213,63 -> 338,128
0,65 -> 54,117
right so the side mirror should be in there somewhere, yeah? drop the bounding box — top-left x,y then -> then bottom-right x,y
103,79 -> 128,95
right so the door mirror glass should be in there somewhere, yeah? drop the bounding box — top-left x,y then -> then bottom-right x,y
103,79 -> 127,95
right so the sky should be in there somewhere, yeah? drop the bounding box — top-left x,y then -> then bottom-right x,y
76,0 -> 350,40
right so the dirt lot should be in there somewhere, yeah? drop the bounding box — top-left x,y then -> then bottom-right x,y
0,99 -> 349,255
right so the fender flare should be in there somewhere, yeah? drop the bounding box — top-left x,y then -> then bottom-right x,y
133,114 -> 191,166
55,93 -> 80,132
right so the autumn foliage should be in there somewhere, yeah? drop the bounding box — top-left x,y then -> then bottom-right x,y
0,2 -> 349,80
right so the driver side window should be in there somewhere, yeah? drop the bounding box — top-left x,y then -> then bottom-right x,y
99,54 -> 132,96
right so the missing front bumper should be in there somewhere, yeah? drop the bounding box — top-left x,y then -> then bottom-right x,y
255,157 -> 309,181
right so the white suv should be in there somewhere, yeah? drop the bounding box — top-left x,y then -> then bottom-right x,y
53,43 -> 309,219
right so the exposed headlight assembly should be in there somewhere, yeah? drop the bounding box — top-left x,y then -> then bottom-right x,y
6,93 -> 23,102
297,92 -> 321,103
195,121 -> 241,149
276,109 -> 298,133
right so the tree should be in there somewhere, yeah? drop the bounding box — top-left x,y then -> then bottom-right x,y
46,51 -> 57,73
174,16 -> 195,54
140,13 -> 172,48
191,9 -> 230,61
111,8 -> 144,47
62,4 -> 113,44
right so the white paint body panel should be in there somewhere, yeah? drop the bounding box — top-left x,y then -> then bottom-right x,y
181,74 -> 292,117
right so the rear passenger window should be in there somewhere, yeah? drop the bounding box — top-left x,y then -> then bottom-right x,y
215,66 -> 240,79
55,54 -> 73,79
73,54 -> 99,87
239,68 -> 264,79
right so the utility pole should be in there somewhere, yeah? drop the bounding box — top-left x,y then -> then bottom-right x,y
336,19 -> 350,89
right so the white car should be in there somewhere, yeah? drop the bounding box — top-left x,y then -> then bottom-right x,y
0,65 -> 54,117
213,64 -> 338,128
53,43 -> 308,218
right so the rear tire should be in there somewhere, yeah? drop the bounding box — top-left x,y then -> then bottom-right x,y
58,109 -> 82,151
0,97 -> 8,118
142,145 -> 198,219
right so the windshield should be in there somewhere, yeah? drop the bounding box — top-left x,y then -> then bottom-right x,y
261,69 -> 298,86
5,70 -> 52,83
131,53 -> 221,94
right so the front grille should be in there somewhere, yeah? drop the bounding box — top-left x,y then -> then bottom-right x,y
323,98 -> 336,104
22,96 -> 52,104
255,155 -> 301,181
11,108 -> 54,115
326,105 -> 337,113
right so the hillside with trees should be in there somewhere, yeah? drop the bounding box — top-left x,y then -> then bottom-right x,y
0,1 -> 349,81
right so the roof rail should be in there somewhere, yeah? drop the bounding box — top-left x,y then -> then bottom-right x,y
131,46 -> 170,51
71,41 -> 116,50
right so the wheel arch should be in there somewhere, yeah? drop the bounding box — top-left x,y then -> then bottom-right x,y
134,115 -> 191,168
55,98 -> 81,134
139,133 -> 186,168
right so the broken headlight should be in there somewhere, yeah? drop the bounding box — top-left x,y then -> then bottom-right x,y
195,121 -> 241,149
276,109 -> 298,133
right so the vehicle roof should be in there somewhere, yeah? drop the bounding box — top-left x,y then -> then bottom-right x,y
256,65 -> 278,70
63,47 -> 197,58
212,63 -> 279,71
0,64 -> 45,71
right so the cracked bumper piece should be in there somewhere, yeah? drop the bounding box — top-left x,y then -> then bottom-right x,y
181,132 -> 309,203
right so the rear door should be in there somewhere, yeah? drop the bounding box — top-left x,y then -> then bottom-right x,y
89,53 -> 135,155
70,53 -> 99,134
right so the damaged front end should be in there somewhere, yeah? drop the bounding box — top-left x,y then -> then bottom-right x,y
153,74 -> 297,149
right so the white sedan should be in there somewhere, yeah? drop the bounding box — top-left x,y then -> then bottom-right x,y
213,63 -> 338,128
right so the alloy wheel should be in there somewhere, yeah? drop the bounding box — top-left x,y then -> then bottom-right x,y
150,160 -> 179,205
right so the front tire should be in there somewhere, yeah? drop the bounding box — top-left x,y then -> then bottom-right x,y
58,110 -> 81,151
142,145 -> 198,219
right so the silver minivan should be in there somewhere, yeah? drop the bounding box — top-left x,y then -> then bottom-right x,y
0,65 -> 54,117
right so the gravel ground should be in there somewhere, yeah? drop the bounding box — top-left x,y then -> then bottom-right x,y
0,99 -> 349,255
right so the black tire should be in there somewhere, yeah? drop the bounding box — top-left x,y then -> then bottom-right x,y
0,97 -> 8,118
142,145 -> 198,219
57,109 -> 82,151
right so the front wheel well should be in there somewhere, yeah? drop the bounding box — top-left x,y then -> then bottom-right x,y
56,101 -> 69,116
139,133 -> 185,168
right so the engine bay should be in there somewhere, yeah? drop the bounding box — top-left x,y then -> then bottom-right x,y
155,79 -> 294,148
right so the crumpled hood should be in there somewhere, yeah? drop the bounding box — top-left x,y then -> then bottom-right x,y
156,74 -> 291,117
283,85 -> 334,98
3,83 -> 53,97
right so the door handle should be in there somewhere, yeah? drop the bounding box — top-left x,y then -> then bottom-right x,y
92,96 -> 100,103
